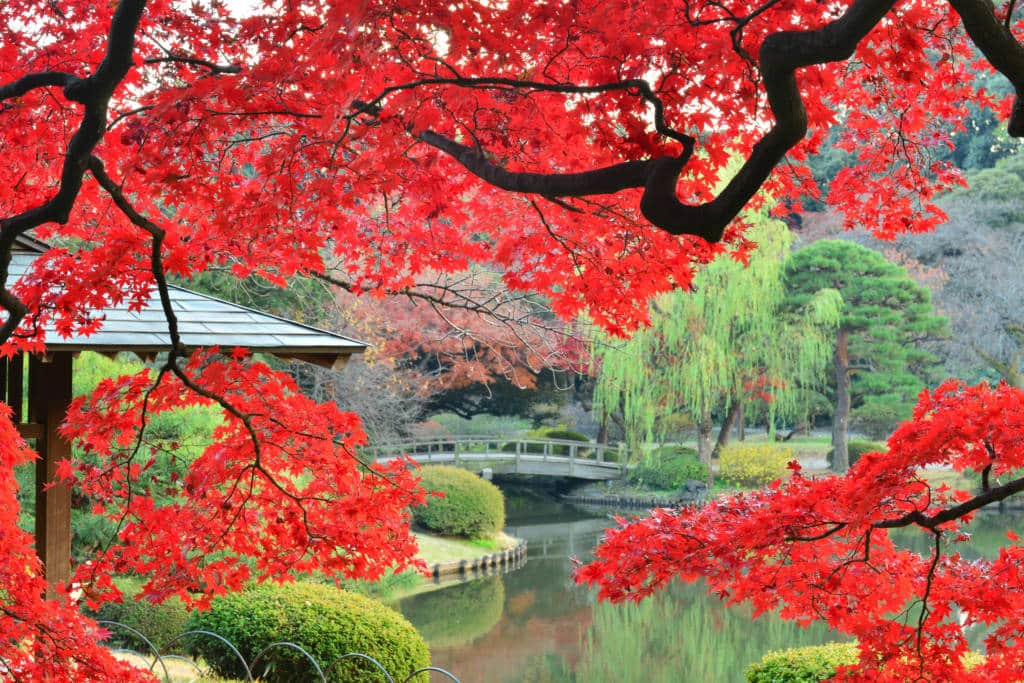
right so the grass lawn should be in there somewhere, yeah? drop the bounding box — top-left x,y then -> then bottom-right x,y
413,530 -> 517,565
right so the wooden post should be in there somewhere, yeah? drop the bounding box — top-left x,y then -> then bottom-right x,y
8,352 -> 23,423
31,353 -> 73,595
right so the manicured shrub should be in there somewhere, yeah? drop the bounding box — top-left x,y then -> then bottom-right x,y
746,643 -> 858,682
413,465 -> 505,538
186,582 -> 429,683
91,592 -> 190,654
629,446 -> 707,489
826,440 -> 886,470
398,575 -> 505,648
719,443 -> 792,488
745,642 -> 983,682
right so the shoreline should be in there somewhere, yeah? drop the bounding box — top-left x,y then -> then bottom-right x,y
424,537 -> 528,580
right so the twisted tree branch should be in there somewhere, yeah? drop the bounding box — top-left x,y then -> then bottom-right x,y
0,0 -> 147,344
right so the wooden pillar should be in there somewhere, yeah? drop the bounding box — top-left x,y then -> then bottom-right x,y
8,352 -> 22,423
30,353 -> 74,595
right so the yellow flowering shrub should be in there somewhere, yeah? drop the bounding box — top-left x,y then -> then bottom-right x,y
719,443 -> 793,487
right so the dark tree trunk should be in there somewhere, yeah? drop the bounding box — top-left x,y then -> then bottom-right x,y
597,414 -> 609,444
697,408 -> 714,485
737,401 -> 745,441
832,328 -> 851,473
712,401 -> 741,459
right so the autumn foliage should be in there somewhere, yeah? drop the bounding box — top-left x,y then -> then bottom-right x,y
580,381 -> 1024,681
3,0 -> 1024,678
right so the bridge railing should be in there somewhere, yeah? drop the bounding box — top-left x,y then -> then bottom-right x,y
359,435 -> 626,466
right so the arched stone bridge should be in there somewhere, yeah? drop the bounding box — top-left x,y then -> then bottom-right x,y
360,436 -> 626,481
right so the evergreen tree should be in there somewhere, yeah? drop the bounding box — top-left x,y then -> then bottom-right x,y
783,241 -> 948,471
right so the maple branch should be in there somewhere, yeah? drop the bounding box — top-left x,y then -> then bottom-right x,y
876,474 -> 1024,530
315,270 -> 575,338
0,71 -> 79,103
143,55 -> 242,75
419,129 -> 701,235
362,0 -> 1024,242
787,522 -> 847,542
949,0 -> 1024,136
351,76 -> 692,146
376,0 -> 887,241
87,156 -> 183,351
0,0 -> 146,344
916,530 -> 943,661
89,155 -> 328,546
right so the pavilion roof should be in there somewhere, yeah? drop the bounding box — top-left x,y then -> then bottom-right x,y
7,237 -> 365,369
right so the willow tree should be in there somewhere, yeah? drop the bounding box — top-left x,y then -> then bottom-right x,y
593,217 -> 839,468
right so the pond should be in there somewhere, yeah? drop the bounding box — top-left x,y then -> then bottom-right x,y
396,494 -> 1024,682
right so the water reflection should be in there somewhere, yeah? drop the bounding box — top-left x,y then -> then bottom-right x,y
396,499 -> 1024,681
396,499 -> 839,682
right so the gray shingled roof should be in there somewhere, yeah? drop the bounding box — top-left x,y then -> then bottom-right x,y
7,241 -> 365,368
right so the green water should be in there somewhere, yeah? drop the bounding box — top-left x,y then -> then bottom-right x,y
397,499 -> 1024,682
396,498 -> 830,682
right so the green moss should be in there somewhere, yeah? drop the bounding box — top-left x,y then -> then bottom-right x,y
186,582 -> 429,683
413,466 -> 505,538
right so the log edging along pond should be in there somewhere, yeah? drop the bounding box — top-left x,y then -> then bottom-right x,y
428,538 -> 528,580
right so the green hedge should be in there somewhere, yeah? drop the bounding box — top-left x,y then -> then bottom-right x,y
629,446 -> 706,489
90,592 -> 190,655
745,642 -> 984,682
413,465 -> 505,538
186,582 -> 429,683
826,440 -> 886,470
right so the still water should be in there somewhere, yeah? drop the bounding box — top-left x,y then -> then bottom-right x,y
396,495 -> 1023,682
397,496 -> 836,682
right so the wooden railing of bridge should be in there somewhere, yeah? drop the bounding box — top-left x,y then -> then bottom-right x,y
360,436 -> 626,481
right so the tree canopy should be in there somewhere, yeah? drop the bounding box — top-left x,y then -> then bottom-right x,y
4,0 -> 1024,678
783,240 -> 948,470
593,217 -> 839,465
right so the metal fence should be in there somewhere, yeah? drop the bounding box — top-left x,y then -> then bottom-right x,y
99,621 -> 462,683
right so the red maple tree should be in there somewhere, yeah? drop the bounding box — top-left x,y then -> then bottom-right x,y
579,381 -> 1024,681
2,0 -> 1023,678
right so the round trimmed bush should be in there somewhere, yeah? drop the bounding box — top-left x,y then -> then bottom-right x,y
413,465 -> 505,538
186,582 -> 429,683
826,440 -> 886,470
745,642 -> 983,682
629,446 -> 707,489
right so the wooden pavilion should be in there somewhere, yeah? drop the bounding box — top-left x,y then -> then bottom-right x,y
3,236 -> 366,592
